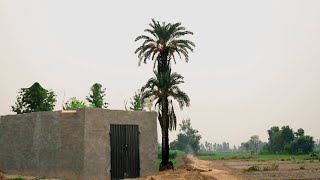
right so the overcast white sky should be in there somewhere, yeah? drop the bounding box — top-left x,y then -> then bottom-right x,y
1,1 -> 320,146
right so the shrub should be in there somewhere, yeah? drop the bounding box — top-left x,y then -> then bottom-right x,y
158,151 -> 177,159
263,163 -> 279,171
63,97 -> 89,110
299,165 -> 305,170
246,165 -> 260,171
272,163 -> 279,170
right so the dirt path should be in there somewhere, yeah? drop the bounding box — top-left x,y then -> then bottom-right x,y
140,155 -> 242,180
186,155 -> 240,180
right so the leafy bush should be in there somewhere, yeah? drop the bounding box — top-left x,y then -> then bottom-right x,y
63,97 -> 90,110
246,165 -> 260,171
11,82 -> 56,114
86,83 -> 108,108
158,151 -> 177,159
170,150 -> 186,157
263,163 -> 279,171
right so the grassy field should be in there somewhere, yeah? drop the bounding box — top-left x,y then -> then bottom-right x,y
198,151 -> 314,161
157,150 -> 186,168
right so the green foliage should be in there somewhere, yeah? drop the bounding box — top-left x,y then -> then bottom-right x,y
198,151 -> 310,160
170,149 -> 186,157
286,136 -> 314,154
200,141 -> 231,152
170,119 -> 201,153
239,136 -> 266,153
158,150 -> 178,159
136,19 -> 195,166
86,83 -> 108,108
135,19 -> 195,70
63,97 -> 89,110
264,126 -> 314,154
246,165 -> 260,171
11,82 -> 56,114
263,163 -> 279,171
157,150 -> 183,169
125,90 -> 145,111
142,70 -> 190,131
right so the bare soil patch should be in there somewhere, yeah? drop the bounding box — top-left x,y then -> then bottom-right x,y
225,159 -> 320,179
2,156 -> 320,179
138,155 -> 243,180
141,156 -> 320,180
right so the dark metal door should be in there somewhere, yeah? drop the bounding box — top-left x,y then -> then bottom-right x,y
110,124 -> 140,179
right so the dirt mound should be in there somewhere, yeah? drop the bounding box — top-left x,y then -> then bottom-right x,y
140,155 -> 240,180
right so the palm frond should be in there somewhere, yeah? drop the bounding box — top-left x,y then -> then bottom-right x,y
168,100 -> 177,131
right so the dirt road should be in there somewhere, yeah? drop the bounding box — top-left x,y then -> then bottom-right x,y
140,155 -> 242,180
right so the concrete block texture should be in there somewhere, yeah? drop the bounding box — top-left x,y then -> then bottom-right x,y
0,109 -> 157,180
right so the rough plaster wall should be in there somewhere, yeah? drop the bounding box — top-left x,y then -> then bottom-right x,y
83,109 -> 158,179
0,110 -> 85,179
0,109 -> 158,180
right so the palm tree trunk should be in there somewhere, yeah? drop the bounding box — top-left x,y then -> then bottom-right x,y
161,96 -> 170,166
159,52 -> 171,168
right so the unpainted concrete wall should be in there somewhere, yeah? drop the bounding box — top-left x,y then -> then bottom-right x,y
0,110 -> 85,179
0,109 -> 158,180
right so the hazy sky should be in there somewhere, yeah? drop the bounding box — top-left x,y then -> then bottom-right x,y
1,1 -> 320,146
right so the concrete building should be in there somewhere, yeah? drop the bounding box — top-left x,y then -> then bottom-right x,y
0,108 -> 158,180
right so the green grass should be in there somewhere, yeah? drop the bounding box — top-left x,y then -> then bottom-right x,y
198,152 -> 311,161
157,150 -> 185,168
157,159 -> 177,168
169,150 -> 186,157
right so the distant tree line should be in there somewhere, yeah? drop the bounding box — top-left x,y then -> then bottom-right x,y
11,82 -> 108,114
200,141 -> 231,152
263,126 -> 315,154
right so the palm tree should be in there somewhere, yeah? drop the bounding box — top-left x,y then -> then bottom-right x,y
135,19 -> 195,73
141,70 -> 190,169
135,19 -> 194,170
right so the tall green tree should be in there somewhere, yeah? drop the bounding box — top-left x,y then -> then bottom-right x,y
86,83 -> 108,108
141,70 -> 190,168
265,126 -> 314,154
287,135 -> 314,154
11,82 -> 56,114
135,19 -> 195,168
170,119 -> 201,154
249,135 -> 260,154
